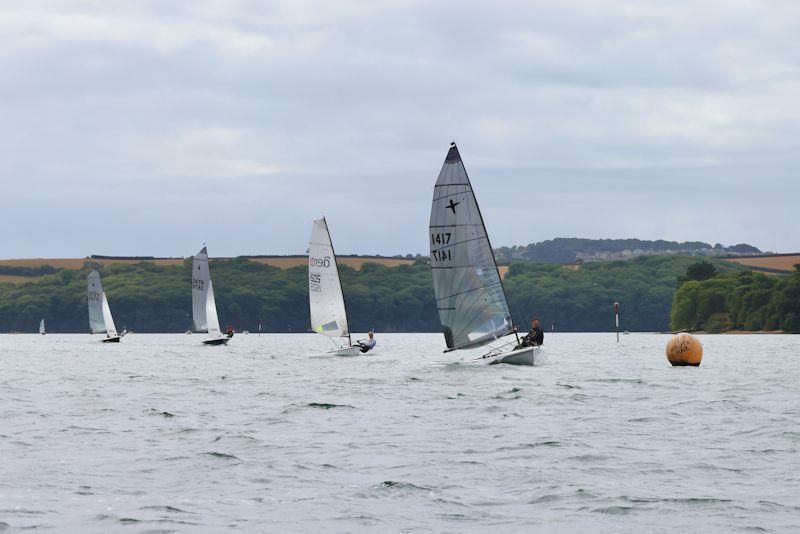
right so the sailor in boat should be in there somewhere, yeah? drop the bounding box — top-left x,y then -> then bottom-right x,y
225,325 -> 235,339
515,318 -> 544,350
356,331 -> 376,353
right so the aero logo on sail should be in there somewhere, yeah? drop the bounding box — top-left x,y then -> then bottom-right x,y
309,256 -> 331,269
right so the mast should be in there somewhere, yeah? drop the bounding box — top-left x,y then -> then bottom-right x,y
324,217 -> 352,347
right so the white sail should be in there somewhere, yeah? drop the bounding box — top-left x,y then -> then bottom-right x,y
308,218 -> 350,341
101,292 -> 118,337
429,143 -> 515,351
192,246 -> 222,338
205,279 -> 221,337
39,318 -> 45,334
87,269 -> 118,336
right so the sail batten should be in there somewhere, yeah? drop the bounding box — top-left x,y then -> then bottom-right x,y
309,218 -> 350,343
429,143 -> 514,351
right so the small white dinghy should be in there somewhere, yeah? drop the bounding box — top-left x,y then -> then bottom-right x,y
486,345 -> 541,366
309,218 -> 362,357
87,269 -> 122,343
39,318 -> 46,335
192,246 -> 230,346
429,143 -> 538,366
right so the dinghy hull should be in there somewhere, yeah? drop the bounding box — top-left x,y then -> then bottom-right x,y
328,346 -> 361,357
487,346 -> 539,366
101,336 -> 121,343
203,337 -> 229,346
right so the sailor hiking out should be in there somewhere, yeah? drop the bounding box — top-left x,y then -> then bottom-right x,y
515,318 -> 544,350
356,331 -> 376,353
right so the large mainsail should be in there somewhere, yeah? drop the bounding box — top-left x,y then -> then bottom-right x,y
87,269 -> 117,336
429,143 -> 515,351
308,218 -> 350,342
192,247 -> 221,337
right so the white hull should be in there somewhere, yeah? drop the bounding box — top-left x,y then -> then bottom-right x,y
486,346 -> 540,366
327,346 -> 362,357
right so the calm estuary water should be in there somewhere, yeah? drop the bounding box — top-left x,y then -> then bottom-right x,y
1,333 -> 799,532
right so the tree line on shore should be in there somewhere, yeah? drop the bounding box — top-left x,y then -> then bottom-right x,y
670,262 -> 800,333
0,255 -> 760,334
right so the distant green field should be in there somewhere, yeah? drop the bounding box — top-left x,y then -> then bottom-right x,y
0,256 -> 415,285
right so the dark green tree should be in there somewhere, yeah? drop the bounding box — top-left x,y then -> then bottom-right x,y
682,261 -> 718,282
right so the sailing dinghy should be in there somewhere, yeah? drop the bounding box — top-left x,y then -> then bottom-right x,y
192,246 -> 229,346
429,142 -> 539,366
39,318 -> 46,335
87,269 -> 122,343
309,218 -> 361,357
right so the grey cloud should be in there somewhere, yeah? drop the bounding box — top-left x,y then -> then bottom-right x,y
0,1 -> 798,258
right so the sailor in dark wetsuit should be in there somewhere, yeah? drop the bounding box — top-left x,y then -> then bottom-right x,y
517,318 -> 544,349
225,325 -> 235,338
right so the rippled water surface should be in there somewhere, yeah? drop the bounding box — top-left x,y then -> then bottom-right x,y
1,333 -> 799,532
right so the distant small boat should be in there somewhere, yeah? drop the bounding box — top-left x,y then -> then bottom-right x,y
39,318 -> 46,335
87,269 -> 122,343
309,218 -> 361,357
429,143 -> 538,366
192,246 -> 230,346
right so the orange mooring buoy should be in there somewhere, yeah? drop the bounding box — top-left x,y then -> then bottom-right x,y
666,333 -> 703,366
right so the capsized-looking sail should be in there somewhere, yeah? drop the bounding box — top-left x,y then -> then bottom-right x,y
192,246 -> 221,337
308,218 -> 349,340
429,143 -> 514,351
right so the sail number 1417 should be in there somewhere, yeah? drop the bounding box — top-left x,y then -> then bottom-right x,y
431,233 -> 451,245
431,233 -> 453,262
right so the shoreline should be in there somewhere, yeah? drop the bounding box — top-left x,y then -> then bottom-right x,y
670,330 -> 787,335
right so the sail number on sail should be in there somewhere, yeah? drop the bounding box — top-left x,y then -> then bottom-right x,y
431,233 -> 453,262
191,278 -> 206,291
309,272 -> 322,292
431,233 -> 452,245
88,290 -> 102,302
309,255 -> 331,293
431,249 -> 453,262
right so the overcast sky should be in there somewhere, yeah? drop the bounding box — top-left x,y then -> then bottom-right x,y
1,1 -> 798,258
